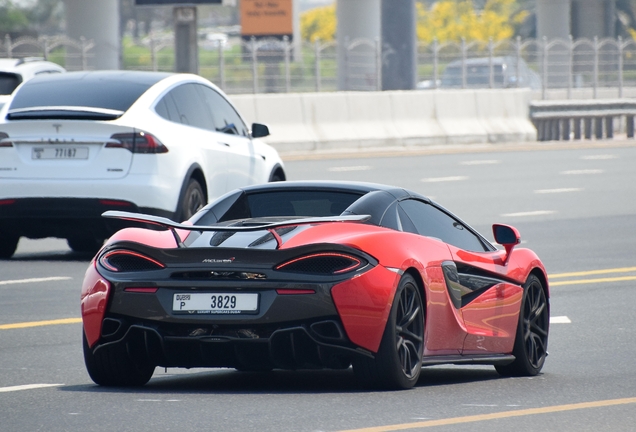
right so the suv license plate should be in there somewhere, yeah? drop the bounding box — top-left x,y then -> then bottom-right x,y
32,147 -> 89,160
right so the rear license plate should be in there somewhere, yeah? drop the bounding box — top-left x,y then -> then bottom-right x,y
173,293 -> 259,315
32,146 -> 89,160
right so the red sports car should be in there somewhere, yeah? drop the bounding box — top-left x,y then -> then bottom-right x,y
81,181 -> 549,389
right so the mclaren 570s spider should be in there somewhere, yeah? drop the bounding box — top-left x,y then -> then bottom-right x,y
81,181 -> 549,389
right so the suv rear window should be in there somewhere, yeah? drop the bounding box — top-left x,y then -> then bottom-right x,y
8,71 -> 171,112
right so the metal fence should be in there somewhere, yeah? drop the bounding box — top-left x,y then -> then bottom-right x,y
0,35 -> 95,71
4,34 -> 636,99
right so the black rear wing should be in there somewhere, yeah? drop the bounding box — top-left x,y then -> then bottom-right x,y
102,211 -> 370,248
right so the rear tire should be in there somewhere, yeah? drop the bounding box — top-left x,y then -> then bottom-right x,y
179,179 -> 205,221
353,274 -> 424,390
83,332 -> 155,387
67,236 -> 103,255
0,235 -> 19,259
269,169 -> 285,182
495,274 -> 549,377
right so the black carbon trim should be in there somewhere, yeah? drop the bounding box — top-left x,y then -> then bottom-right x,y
442,261 -> 520,308
92,319 -> 372,370
421,354 -> 515,366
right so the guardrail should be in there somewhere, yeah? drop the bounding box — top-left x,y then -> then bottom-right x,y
530,99 -> 636,141
230,89 -> 536,154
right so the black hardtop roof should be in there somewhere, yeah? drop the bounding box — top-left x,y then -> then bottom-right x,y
235,180 -> 417,200
192,181 -> 430,227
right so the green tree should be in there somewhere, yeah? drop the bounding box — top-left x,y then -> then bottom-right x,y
0,0 -> 30,34
27,0 -> 65,34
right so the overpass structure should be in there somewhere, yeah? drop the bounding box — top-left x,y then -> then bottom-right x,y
537,0 -> 616,41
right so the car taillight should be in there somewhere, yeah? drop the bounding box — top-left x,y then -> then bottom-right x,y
106,131 -> 168,154
275,252 -> 367,275
0,132 -> 12,147
99,250 -> 165,272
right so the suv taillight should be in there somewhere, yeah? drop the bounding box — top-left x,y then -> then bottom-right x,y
106,131 -> 168,154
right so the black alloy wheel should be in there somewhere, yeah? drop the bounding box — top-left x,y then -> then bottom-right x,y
0,235 -> 19,259
496,274 -> 549,376
180,179 -> 205,221
354,274 -> 424,390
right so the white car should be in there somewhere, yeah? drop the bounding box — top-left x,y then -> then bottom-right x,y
0,57 -> 65,109
0,71 -> 285,258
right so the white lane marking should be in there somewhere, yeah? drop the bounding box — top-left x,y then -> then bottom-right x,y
0,276 -> 72,286
421,176 -> 469,183
550,316 -> 572,324
460,160 -> 500,165
561,169 -> 604,175
534,188 -> 583,194
328,166 -> 372,172
581,155 -> 616,160
0,383 -> 64,393
501,210 -> 556,217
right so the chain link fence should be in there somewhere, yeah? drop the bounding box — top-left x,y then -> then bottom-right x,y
4,34 -> 636,99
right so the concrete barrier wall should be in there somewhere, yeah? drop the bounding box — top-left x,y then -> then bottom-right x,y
230,88 -> 536,154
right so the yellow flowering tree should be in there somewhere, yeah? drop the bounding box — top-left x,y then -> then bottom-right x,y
417,0 -> 528,42
300,1 -> 527,43
301,4 -> 336,42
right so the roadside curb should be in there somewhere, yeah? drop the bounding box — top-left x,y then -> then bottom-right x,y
280,139 -> 636,161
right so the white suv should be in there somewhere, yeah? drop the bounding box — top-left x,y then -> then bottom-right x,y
0,71 -> 285,258
0,58 -> 65,109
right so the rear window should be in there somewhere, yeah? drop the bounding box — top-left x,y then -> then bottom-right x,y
247,191 -> 361,217
441,65 -> 504,86
0,72 -> 21,95
214,190 -> 364,223
8,71 -> 171,112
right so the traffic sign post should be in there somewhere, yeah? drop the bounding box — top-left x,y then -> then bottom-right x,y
135,0 -> 223,74
174,6 -> 198,73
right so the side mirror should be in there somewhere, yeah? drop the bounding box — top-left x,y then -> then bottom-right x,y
492,224 -> 521,265
251,123 -> 270,138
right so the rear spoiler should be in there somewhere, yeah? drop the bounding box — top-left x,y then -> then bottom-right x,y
102,210 -> 370,248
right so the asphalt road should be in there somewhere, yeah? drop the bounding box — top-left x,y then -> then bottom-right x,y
1,142 -> 635,432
